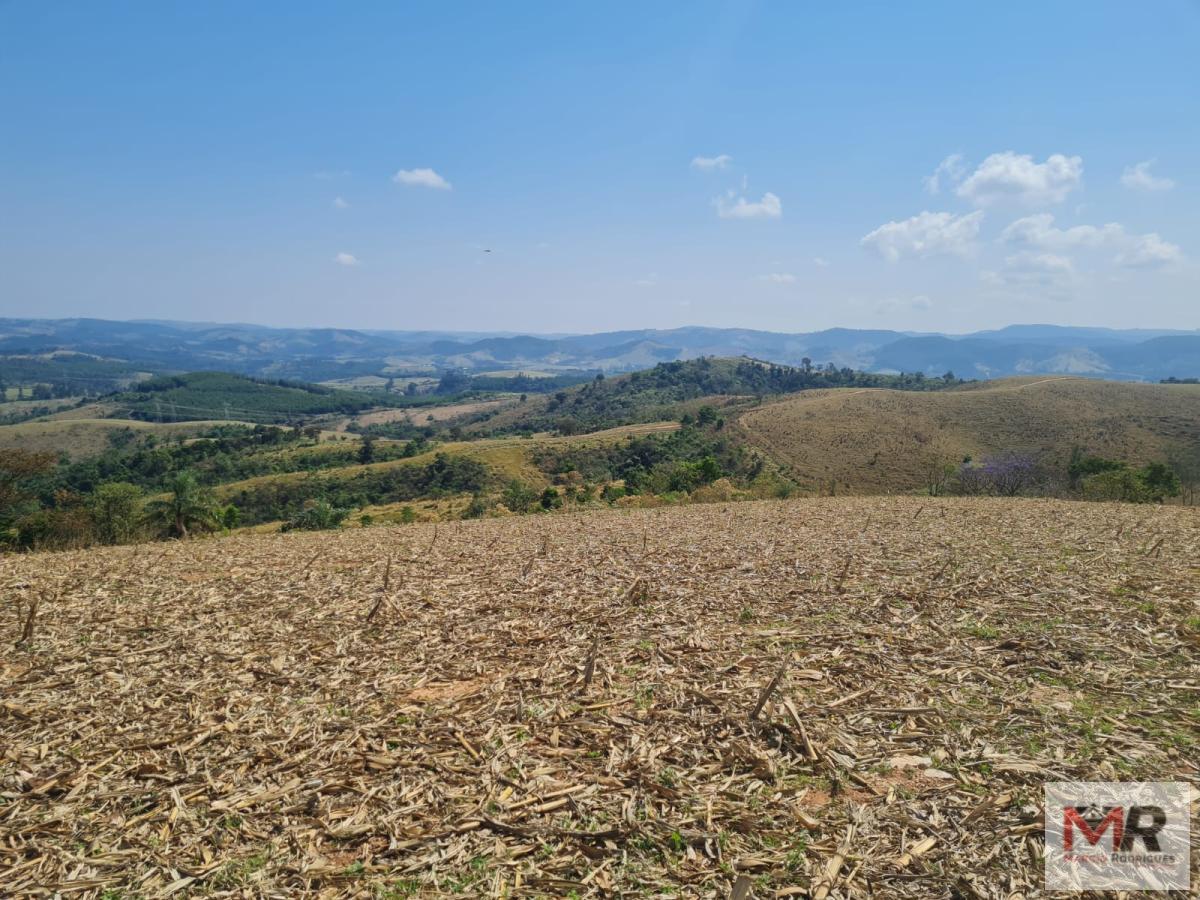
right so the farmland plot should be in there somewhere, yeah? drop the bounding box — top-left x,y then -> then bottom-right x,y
1,497 -> 1197,897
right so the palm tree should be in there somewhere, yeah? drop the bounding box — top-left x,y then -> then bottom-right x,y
147,472 -> 219,539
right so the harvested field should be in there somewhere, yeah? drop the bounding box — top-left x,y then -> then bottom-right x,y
2,497 -> 1198,897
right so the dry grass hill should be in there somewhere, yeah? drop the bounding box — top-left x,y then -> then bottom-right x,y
2,496 -> 1197,897
738,376 -> 1200,493
0,417 -> 241,458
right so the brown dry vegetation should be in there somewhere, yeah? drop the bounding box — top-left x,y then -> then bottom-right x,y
739,378 -> 1200,494
2,496 -> 1197,897
337,399 -> 518,433
0,418 -> 241,459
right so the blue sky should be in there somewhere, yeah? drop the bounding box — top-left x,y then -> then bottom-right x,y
2,2 -> 1197,333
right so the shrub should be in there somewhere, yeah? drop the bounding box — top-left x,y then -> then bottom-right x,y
501,480 -> 539,513
1136,462 -> 1180,502
88,482 -> 144,545
601,484 -> 626,502
282,499 -> 349,532
462,494 -> 489,519
16,506 -> 95,550
1082,469 -> 1150,503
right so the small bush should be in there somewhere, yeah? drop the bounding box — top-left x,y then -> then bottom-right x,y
282,499 -> 349,532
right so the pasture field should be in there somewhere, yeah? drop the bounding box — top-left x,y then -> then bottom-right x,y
2,497 -> 1197,897
0,417 -> 242,458
339,398 -> 518,431
739,377 -> 1200,494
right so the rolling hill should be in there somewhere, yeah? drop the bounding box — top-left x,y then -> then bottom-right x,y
4,317 -> 1198,382
737,376 -> 1200,493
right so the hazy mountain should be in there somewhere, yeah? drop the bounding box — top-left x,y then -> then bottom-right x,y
1,317 -> 1197,383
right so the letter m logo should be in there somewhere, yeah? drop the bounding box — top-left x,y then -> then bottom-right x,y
1063,806 -> 1124,851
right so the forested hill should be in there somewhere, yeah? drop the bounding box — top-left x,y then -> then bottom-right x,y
466,357 -> 965,436
109,372 -> 403,423
2,317 -> 1198,383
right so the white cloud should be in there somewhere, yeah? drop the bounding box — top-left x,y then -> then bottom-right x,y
812,256 -> 830,268
1001,213 -> 1182,268
860,210 -> 983,262
691,154 -> 732,171
1005,251 -> 1075,275
393,168 -> 452,190
333,196 -> 349,209
1115,233 -> 1182,268
335,252 -> 360,266
923,154 -> 966,194
1121,159 -> 1175,192
956,152 -> 1082,206
715,191 -> 782,219
634,273 -> 659,286
758,272 -> 796,284
1000,213 -> 1119,250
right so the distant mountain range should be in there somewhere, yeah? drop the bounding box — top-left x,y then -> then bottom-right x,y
1,317 -> 1197,383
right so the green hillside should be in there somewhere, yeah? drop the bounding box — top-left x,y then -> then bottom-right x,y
109,371 -> 404,423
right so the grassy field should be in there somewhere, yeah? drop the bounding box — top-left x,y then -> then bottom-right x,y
738,377 -> 1200,493
337,397 -> 518,431
0,417 -> 244,458
2,496 -> 1196,896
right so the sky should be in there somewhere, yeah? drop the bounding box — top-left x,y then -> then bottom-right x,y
2,1 -> 1198,334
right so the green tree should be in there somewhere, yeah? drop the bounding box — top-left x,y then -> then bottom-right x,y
0,449 -> 57,542
1136,462 -> 1181,503
1081,469 -> 1149,503
358,434 -> 376,465
147,472 -> 220,538
88,482 -> 143,545
502,479 -> 538,513
281,499 -> 349,531
219,504 -> 242,530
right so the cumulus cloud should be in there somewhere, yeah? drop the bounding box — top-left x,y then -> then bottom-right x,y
758,272 -> 796,284
335,252 -> 360,266
393,168 -> 452,190
860,210 -> 983,262
923,154 -> 966,194
1115,233 -> 1183,268
333,196 -> 349,209
715,191 -> 782,219
691,154 -> 732,171
1001,213 -> 1182,268
956,152 -> 1082,206
1121,159 -> 1175,192
1000,213 -> 1119,250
